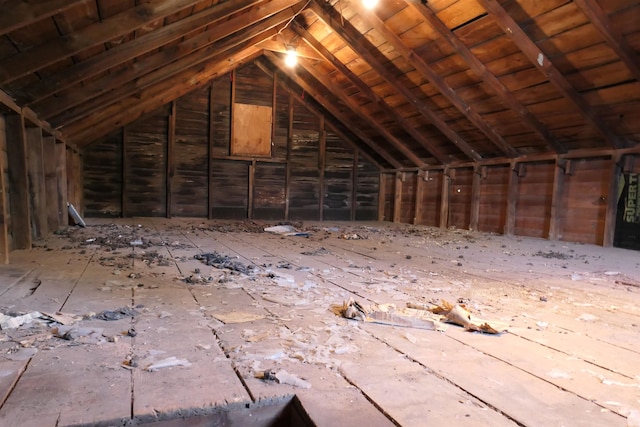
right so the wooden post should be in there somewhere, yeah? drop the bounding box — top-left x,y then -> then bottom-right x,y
167,101 -> 176,218
0,115 -> 10,263
208,84 -> 215,219
5,114 -> 31,249
378,172 -> 386,221
43,136 -> 59,232
414,170 -> 425,224
318,115 -> 326,221
248,160 -> 255,219
603,153 -> 622,247
393,171 -> 403,223
548,158 -> 566,240
229,69 -> 236,157
55,141 -> 68,226
351,150 -> 358,221
284,92 -> 293,220
439,167 -> 450,229
469,165 -> 482,231
504,162 -> 519,235
121,127 -> 127,217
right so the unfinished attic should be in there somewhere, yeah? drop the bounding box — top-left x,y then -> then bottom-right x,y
0,0 -> 639,426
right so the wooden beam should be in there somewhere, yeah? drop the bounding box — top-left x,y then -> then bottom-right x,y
19,0 -> 261,105
603,153 -> 622,247
43,136 -> 59,232
476,0 -> 623,149
439,168 -> 451,229
469,166 -> 482,231
0,116 -> 9,263
0,0 -> 204,84
406,0 -> 566,154
0,0 -> 90,37
67,45 -> 263,146
262,52 -> 403,169
393,172 -> 403,223
255,58 -> 384,171
45,3 -> 301,127
354,4 -> 513,159
297,56 -> 427,168
5,115 -> 32,249
208,84 -> 215,220
318,115 -> 326,221
285,91 -> 294,220
504,162 -> 519,235
294,21 -> 461,164
352,150 -> 358,221
378,172 -> 386,221
548,159 -> 566,240
414,171 -> 425,225
248,160 -> 256,219
167,101 -> 176,218
573,0 -> 640,83
310,0 -> 457,164
121,128 -> 127,217
255,36 -> 325,61
55,141 -> 68,226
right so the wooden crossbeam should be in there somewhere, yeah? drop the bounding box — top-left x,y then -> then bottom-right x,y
355,2 -> 512,159
476,0 -> 623,149
262,52 -> 403,169
0,0 -> 204,84
573,0 -> 640,82
19,0 -> 262,105
310,0 -> 464,164
406,0 -> 566,154
0,0 -> 90,37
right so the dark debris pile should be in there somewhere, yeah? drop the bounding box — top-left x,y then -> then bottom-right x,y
194,251 -> 255,275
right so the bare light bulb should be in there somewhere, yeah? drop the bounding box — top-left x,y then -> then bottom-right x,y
285,48 -> 297,67
362,0 -> 378,9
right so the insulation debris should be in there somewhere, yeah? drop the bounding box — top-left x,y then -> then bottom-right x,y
257,369 -> 311,389
264,225 -> 311,237
145,356 -> 192,371
194,251 -> 254,275
336,298 -> 507,334
94,306 -> 139,321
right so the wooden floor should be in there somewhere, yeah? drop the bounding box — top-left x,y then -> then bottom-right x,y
0,219 -> 639,427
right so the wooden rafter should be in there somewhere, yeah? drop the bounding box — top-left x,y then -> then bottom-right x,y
0,0 -> 204,84
0,0 -> 90,37
475,0 -> 624,149
573,0 -> 640,82
38,1 -> 305,125
293,22 -> 458,163
354,1 -> 518,158
297,56 -> 427,167
263,51 -> 404,169
406,0 -> 566,154
309,0 -> 479,163
18,0 -> 262,105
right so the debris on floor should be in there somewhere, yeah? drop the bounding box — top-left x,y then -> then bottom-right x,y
213,311 -> 265,324
264,225 -> 311,237
257,369 -> 312,389
145,356 -> 192,372
94,306 -> 139,321
0,311 -> 45,330
194,251 -> 255,275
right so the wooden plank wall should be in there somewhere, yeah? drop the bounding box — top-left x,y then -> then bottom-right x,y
83,62 -> 376,222
448,168 -> 473,229
0,115 -> 9,263
477,165 -> 509,234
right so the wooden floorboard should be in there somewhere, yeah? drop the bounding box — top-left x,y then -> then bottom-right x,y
0,218 -> 637,426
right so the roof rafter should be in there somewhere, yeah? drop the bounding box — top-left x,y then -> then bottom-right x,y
263,51 -> 404,169
67,45 -> 263,146
475,0 -> 624,149
572,0 -> 640,82
293,21 -> 465,162
353,0 -> 517,158
17,0 -> 263,106
0,0 -> 90,37
405,0 -> 566,154
0,0 -> 204,84
38,0 -> 305,125
309,0 -> 481,163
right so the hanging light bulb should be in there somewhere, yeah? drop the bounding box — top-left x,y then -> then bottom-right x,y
285,47 -> 297,67
362,0 -> 378,9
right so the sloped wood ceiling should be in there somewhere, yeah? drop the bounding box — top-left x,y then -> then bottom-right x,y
1,0 -> 639,169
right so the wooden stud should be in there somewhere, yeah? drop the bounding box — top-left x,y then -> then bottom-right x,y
43,136 -> 59,232
603,154 -> 622,247
351,150 -> 358,221
548,158 -> 566,240
0,115 -> 9,263
5,114 -> 32,249
248,160 -> 256,219
393,172 -> 403,223
469,166 -> 482,231
439,168 -> 451,229
55,141 -> 68,227
504,162 -> 519,236
284,91 -> 294,220
230,69 -> 237,157
319,115 -> 326,221
121,127 -> 127,217
167,101 -> 176,218
378,172 -> 386,221
414,171 -> 425,225
208,84 -> 215,219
